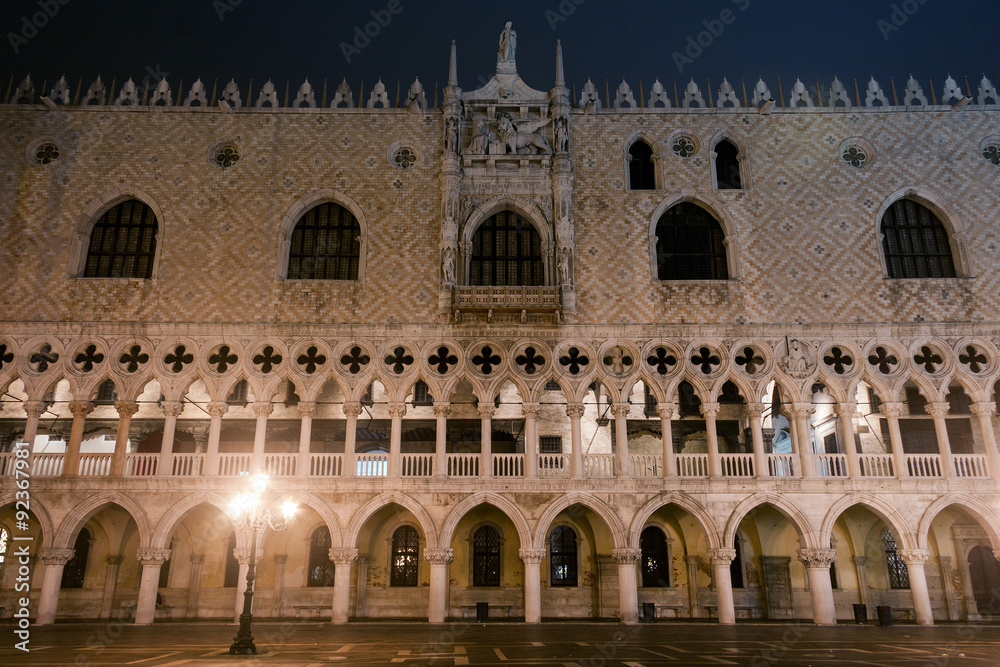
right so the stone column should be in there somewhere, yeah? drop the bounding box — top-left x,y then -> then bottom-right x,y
186,554 -> 205,619
63,401 -> 94,477
20,400 -> 47,456
330,548 -> 358,624
296,402 -> 316,476
657,403 -> 677,477
852,556 -> 871,620
158,401 -> 183,476
520,548 -> 546,623
610,403 -> 631,478
970,402 -> 1000,478
798,549 -> 837,625
388,402 -> 406,478
36,548 -> 76,625
900,549 -> 934,625
433,402 -> 450,478
747,402 -> 769,478
926,402 -> 954,477
836,401 -> 862,477
701,402 -> 722,477
791,404 -> 817,477
522,403 -> 539,478
100,555 -> 123,619
612,548 -> 641,624
271,554 -> 287,618
709,548 -> 737,625
205,402 -> 228,476
882,402 -> 908,478
567,403 -> 586,479
251,401 -> 273,471
343,401 -> 361,478
110,400 -> 139,475
686,555 -> 702,618
134,548 -> 171,625
425,548 -> 454,623
479,405 -> 495,479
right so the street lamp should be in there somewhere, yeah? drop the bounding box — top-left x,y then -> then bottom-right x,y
228,472 -> 296,655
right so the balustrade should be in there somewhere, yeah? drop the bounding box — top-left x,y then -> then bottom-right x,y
31,453 -> 64,476
217,454 -> 252,477
720,453 -> 754,478
401,453 -> 434,477
262,454 -> 297,477
584,454 -> 615,477
906,454 -> 942,477
356,453 -> 389,477
767,453 -> 796,477
170,453 -> 204,476
537,453 -> 568,478
310,454 -> 343,477
447,453 -> 479,477
493,453 -> 524,477
815,453 -> 848,478
78,453 -> 112,476
676,453 -> 709,477
631,454 -> 661,478
123,453 -> 158,476
952,454 -> 988,478
858,453 -> 894,477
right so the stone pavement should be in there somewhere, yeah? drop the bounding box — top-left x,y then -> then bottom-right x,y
1,621 -> 998,666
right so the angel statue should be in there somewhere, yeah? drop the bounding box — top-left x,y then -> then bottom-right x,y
499,21 -> 516,61
495,112 -> 552,155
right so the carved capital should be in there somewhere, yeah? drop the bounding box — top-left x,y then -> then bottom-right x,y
106,554 -> 123,566
114,400 -> 140,418
387,402 -> 407,419
656,403 -> 675,420
834,402 -> 858,417
851,555 -> 869,567
272,553 -> 288,565
329,548 -> 359,565
136,548 -> 172,565
699,402 -> 721,419
478,405 -> 496,419
232,547 -> 259,566
342,401 -> 363,418
69,400 -> 95,418
746,402 -> 767,418
206,401 -> 229,418
709,548 -> 737,566
611,548 -> 642,564
519,548 -> 547,564
925,402 -> 950,419
797,548 -> 837,568
790,403 -> 816,419
40,548 -> 76,566
970,401 -> 998,418
253,401 -> 274,418
521,402 -> 540,418
424,548 -> 454,565
432,402 -> 451,417
882,402 -> 904,419
566,403 -> 587,419
609,403 -> 630,419
189,554 -> 205,565
23,400 -> 48,419
297,401 -> 317,418
899,549 -> 930,566
160,400 -> 184,418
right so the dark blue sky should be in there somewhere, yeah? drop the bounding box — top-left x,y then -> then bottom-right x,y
2,1 -> 997,104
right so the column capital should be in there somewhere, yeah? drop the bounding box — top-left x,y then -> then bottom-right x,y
834,401 -> 858,417
23,400 -> 48,418
925,402 -> 949,419
342,401 -> 363,418
656,403 -> 676,419
114,400 -> 140,418
797,548 -> 837,568
709,548 -> 737,566
746,402 -> 767,418
69,400 -> 95,418
432,402 -> 451,417
106,554 -> 123,566
882,402 -> 904,418
424,548 -> 454,565
519,548 -> 547,564
252,401 -> 274,418
611,548 -> 642,564
478,404 -> 496,419
851,555 -> 869,566
206,401 -> 229,418
189,554 -> 205,565
273,553 -> 288,565
329,548 -> 359,565
233,547 -> 260,566
609,403 -> 630,419
136,548 -> 172,565
521,402 -> 540,418
790,403 -> 816,419
39,548 -> 76,566
387,402 -> 407,419
899,549 -> 930,566
970,401 -> 998,418
160,400 -> 184,418
699,402 -> 721,418
297,401 -> 317,418
565,403 -> 586,418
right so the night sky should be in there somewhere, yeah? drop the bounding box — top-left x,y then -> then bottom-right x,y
1,0 -> 998,104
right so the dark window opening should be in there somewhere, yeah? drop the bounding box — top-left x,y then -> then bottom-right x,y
412,380 -> 433,406
227,379 -> 248,406
391,526 -> 420,586
94,379 -> 118,405
84,199 -> 158,279
61,528 -> 91,588
287,202 -> 361,280
714,140 -> 742,190
628,140 -> 655,190
730,536 -> 745,589
223,533 -> 240,587
472,525 -> 501,586
469,211 -> 543,286
655,202 -> 729,280
641,526 -> 670,587
307,526 -> 336,587
549,526 -> 578,586
539,436 -> 562,453
644,384 -> 658,417
881,199 -> 956,279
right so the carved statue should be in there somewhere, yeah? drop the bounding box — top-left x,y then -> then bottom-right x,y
445,116 -> 459,153
557,248 -> 571,286
442,247 -> 456,286
463,119 -> 493,155
498,21 -> 516,61
554,117 -> 569,153
555,216 -> 573,246
496,112 -> 552,155
780,339 -> 815,378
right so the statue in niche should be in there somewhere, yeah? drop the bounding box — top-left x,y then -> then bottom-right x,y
463,119 -> 494,155
442,247 -> 456,286
445,117 -> 459,153
557,248 -> 571,286
554,117 -> 569,153
555,216 -> 574,246
499,21 -> 516,61
779,338 -> 815,378
496,112 -> 552,155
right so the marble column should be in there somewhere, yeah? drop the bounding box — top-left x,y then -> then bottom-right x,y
479,405 -> 495,479
110,400 -> 139,475
882,402 -> 908,478
836,401 -> 862,477
710,548 -> 737,625
433,402 -> 450,478
900,549 -> 934,625
612,548 -> 641,624
567,403 -> 586,479
791,403 -> 817,477
701,402 -> 722,477
388,402 -> 406,478
135,548 -> 171,625
520,548 -> 546,623
100,555 -> 123,619
251,401 -> 273,471
926,402 -> 954,477
342,401 -> 361,478
425,548 -> 453,623
20,400 -> 47,455
63,401 -> 93,478
798,549 -> 837,625
970,402 -> 1000,478
852,556 -> 871,620
686,554 -> 702,618
296,402 -> 316,476
330,548 -> 358,624
271,554 -> 288,618
522,403 -> 539,478
158,401 -> 183,476
186,554 -> 205,619
657,403 -> 676,477
36,548 -> 76,626
205,401 -> 228,476
610,403 -> 631,478
747,402 -> 768,478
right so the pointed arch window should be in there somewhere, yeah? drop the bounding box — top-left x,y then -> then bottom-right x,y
655,202 -> 729,280
223,533 -> 240,587
628,140 -> 656,190
307,526 -> 336,587
391,525 -> 420,586
472,525 -> 501,586
94,379 -> 118,405
714,140 -> 742,190
640,526 -> 670,587
83,199 -> 158,278
469,211 -> 543,286
549,525 -> 578,586
882,528 -> 910,589
881,199 -> 957,278
61,527 -> 91,589
287,202 -> 361,280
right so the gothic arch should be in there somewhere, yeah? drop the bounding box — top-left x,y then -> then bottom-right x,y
628,493 -> 721,550
724,493 -> 819,549
917,493 -> 1000,551
708,131 -> 751,190
440,492 -> 531,550
344,492 -> 438,550
532,492 -> 627,550
623,131 -> 662,190
149,492 -> 234,549
874,187 -> 970,277
461,195 -> 553,286
1,491 -> 54,547
53,492 -> 152,549
648,189 -> 741,280
276,189 -> 369,281
819,493 -> 917,550
68,186 -> 166,278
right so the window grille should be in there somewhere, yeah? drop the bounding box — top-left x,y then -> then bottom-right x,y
539,436 -> 562,453
391,526 -> 420,586
644,384 -> 658,416
472,525 -> 501,586
412,380 -> 433,406
640,526 -> 670,587
655,203 -> 729,280
882,529 -> 910,589
469,211 -> 543,286
549,526 -> 578,586
307,526 -> 336,587
84,199 -> 158,279
227,379 -> 248,406
628,140 -> 655,190
881,199 -> 956,278
94,379 -> 118,405
287,203 -> 361,280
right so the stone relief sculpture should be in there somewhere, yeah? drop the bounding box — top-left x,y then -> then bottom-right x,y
463,119 -> 494,155
496,112 -> 552,154
554,117 -> 569,153
442,247 -> 456,286
779,339 -> 815,378
557,248 -> 571,286
445,117 -> 459,152
499,21 -> 516,61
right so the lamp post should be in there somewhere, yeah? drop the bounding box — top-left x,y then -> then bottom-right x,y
228,472 -> 296,655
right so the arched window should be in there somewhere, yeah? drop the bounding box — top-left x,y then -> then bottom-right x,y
714,140 -> 742,190
882,528 -> 910,589
549,525 -> 578,586
94,379 -> 118,405
223,533 -> 240,587
83,199 -> 158,278
655,203 -> 728,280
628,140 -> 655,190
307,526 -> 336,587
391,525 -> 420,586
472,525 -> 501,586
61,527 -> 91,588
881,199 -> 956,278
287,202 -> 361,280
469,211 -> 543,286
640,526 -> 670,587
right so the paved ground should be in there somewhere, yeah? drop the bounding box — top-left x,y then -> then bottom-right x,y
1,621 -> 997,666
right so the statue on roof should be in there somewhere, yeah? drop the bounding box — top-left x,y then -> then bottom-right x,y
499,21 -> 516,61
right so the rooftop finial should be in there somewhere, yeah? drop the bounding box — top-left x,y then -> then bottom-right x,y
448,40 -> 458,87
555,39 -> 565,88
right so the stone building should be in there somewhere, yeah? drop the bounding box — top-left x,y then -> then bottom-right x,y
1,26 -> 999,626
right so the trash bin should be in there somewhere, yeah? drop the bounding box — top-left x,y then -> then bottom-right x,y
641,602 -> 655,622
476,602 -> 489,622
853,603 -> 867,624
876,605 -> 892,627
